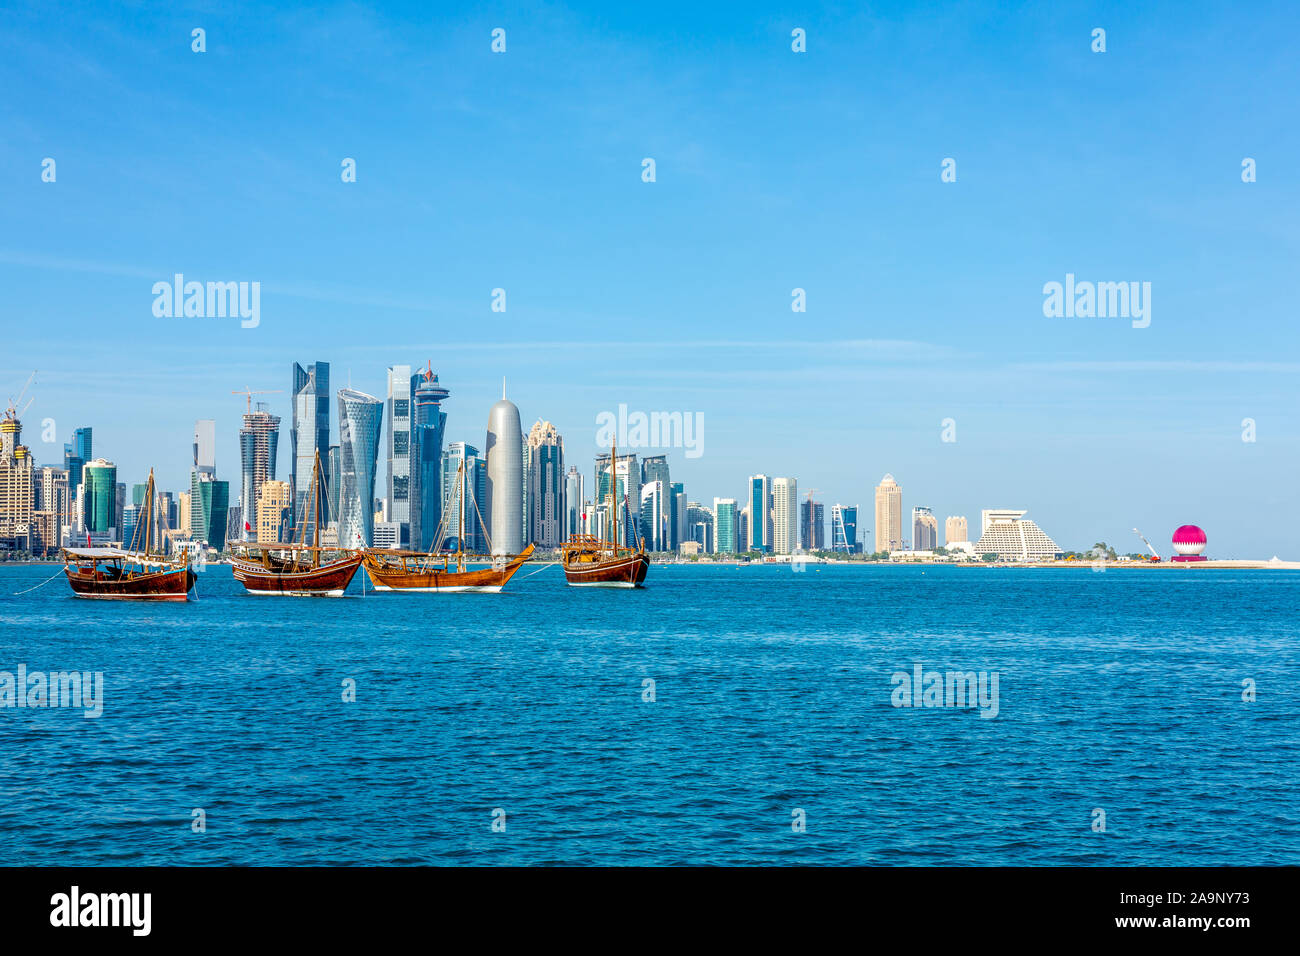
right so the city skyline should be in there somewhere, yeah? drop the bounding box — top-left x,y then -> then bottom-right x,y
0,359 -> 1277,557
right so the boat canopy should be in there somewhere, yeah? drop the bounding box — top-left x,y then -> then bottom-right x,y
64,547 -> 153,559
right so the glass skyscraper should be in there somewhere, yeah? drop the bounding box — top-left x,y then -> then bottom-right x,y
190,472 -> 230,551
63,426 -> 92,504
713,497 -> 738,554
336,388 -> 383,547
82,458 -> 117,534
747,474 -> 772,552
670,481 -> 685,552
640,455 -> 670,550
831,504 -> 858,554
121,503 -> 138,551
442,442 -> 486,552
385,365 -> 412,547
409,364 -> 449,552
563,466 -> 583,541
290,361 -> 330,539
595,452 -> 639,547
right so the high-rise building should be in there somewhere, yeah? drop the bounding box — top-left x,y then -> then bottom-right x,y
158,491 -> 175,533
713,498 -> 738,553
640,455 -> 671,549
563,466 -> 584,540
408,362 -> 449,552
484,390 -> 524,556
772,477 -> 798,554
225,504 -> 242,546
290,362 -> 331,539
579,498 -> 603,540
595,452 -> 639,547
800,499 -> 825,551
63,426 -> 92,502
980,509 -> 1032,536
121,502 -> 139,551
520,431 -> 529,546
326,444 -> 340,522
31,465 -> 68,554
190,472 -> 229,551
687,501 -> 714,553
737,506 -> 749,553
385,365 -> 413,547
33,465 -> 70,551
442,442 -> 487,551
672,483 -> 687,552
912,506 -> 938,551
974,511 -> 1062,561
128,481 -> 162,551
831,504 -> 858,553
178,491 -> 192,535
257,479 -> 292,543
526,420 -> 564,547
0,406 -> 35,550
372,522 -> 400,549
639,481 -> 665,551
747,475 -> 772,552
193,420 -> 216,479
874,473 -> 902,553
83,459 -> 118,536
336,388 -> 383,547
238,404 -> 280,541
945,515 -> 969,545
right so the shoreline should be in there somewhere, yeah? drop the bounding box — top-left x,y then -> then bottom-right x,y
4,558 -> 1298,570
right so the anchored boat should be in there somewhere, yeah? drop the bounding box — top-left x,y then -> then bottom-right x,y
62,469 -> 196,600
231,450 -> 361,596
560,434 -> 649,588
362,458 -> 535,592
363,543 -> 535,592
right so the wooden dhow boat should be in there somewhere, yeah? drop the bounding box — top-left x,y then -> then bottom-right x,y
62,469 -> 196,600
561,434 -> 649,588
362,459 -> 535,592
230,450 -> 362,597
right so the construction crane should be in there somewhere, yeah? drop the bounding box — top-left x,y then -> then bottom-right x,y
232,388 -> 284,414
6,369 -> 36,418
1132,527 -> 1161,562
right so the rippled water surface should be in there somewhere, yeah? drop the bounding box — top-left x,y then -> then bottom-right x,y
1,562 -> 1296,865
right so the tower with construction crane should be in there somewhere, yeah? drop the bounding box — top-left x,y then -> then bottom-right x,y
0,371 -> 37,550
233,388 -> 283,541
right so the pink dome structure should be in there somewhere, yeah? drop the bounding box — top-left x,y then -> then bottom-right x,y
1171,525 -> 1207,560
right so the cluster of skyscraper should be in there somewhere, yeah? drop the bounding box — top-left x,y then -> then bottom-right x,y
0,372 -> 1060,564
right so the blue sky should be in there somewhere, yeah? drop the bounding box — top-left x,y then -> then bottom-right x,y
2,1 -> 1297,555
